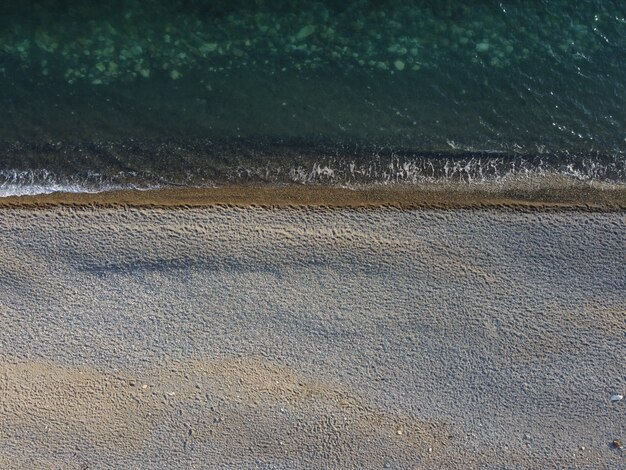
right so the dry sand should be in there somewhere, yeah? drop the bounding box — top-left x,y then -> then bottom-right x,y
0,198 -> 624,468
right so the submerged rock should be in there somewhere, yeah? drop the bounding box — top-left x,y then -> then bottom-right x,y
394,59 -> 405,71
295,25 -> 316,41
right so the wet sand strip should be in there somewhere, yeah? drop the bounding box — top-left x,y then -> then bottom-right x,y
1,182 -> 625,211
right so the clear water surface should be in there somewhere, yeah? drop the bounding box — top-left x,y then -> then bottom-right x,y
1,0 -> 625,193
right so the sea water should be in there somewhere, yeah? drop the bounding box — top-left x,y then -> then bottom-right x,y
0,0 -> 625,194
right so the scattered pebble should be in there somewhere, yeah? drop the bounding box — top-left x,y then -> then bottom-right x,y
610,394 -> 623,402
612,439 -> 622,449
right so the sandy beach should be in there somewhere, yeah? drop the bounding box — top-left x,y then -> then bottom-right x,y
0,197 -> 624,468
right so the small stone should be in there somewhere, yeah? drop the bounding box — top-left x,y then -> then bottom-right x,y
476,42 -> 490,53
199,43 -> 218,54
142,384 -> 148,389
612,439 -> 622,449
396,429 -> 403,435
393,60 -> 405,71
295,25 -> 316,41
387,45 -> 407,55
128,379 -> 136,386
580,446 -> 585,451
610,394 -> 623,402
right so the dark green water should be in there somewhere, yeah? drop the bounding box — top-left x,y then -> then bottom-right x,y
1,0 -> 625,194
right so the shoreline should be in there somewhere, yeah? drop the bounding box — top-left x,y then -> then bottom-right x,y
1,181 -> 625,211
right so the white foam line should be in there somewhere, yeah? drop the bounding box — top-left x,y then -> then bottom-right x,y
0,183 -> 167,198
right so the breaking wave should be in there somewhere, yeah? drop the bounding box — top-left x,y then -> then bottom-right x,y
2,151 -> 625,197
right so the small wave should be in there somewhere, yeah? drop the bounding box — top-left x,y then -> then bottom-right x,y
2,151 -> 625,198
0,170 -> 163,197
233,154 -> 626,185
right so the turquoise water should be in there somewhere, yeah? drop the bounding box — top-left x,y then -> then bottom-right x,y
1,1 -> 625,193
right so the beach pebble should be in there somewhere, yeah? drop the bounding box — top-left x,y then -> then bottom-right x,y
610,394 -> 623,402
612,439 -> 622,449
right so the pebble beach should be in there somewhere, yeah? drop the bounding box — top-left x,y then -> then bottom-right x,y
1,201 -> 624,468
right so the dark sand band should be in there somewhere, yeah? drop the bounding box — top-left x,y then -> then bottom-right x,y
1,181 -> 625,211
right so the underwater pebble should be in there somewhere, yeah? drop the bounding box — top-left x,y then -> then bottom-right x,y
0,2 -> 616,84
295,25 -> 316,41
199,43 -> 218,54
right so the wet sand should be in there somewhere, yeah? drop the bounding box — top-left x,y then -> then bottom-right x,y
0,202 -> 624,468
1,179 -> 626,210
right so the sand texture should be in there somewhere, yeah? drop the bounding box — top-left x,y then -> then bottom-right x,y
0,206 -> 624,468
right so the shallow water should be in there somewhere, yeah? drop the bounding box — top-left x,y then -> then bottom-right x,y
1,0 -> 625,193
